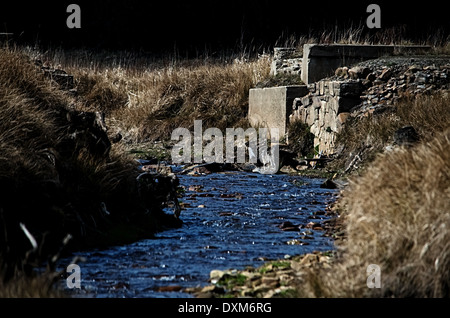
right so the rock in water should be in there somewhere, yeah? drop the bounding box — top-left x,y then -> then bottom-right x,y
320,179 -> 337,189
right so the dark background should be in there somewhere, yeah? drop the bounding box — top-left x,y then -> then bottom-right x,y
1,1 -> 449,53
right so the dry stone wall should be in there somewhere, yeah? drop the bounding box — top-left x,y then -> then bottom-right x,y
270,47 -> 302,76
290,80 -> 364,154
290,56 -> 450,155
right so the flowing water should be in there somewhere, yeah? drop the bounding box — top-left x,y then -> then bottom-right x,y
58,170 -> 337,298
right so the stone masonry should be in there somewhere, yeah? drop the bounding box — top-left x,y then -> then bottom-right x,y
270,47 -> 303,76
290,80 -> 364,154
249,44 -> 440,156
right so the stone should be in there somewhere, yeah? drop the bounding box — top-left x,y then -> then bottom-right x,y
279,165 -> 297,174
349,66 -> 371,79
261,277 -> 279,287
157,285 -> 183,292
299,253 -> 320,266
141,164 -> 173,175
279,221 -> 299,231
320,179 -> 338,189
394,126 -> 420,147
301,44 -> 430,84
379,68 -> 392,81
407,65 -> 421,73
366,72 -> 377,82
306,221 -> 322,229
296,164 -> 309,171
337,112 -> 351,125
335,66 -> 349,78
334,80 -> 365,98
210,270 -> 225,283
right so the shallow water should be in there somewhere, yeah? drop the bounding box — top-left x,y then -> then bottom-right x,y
58,171 -> 337,298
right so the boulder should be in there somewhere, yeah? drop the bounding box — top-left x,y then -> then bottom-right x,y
379,68 -> 393,81
320,179 -> 338,189
349,66 -> 371,79
394,126 -> 420,147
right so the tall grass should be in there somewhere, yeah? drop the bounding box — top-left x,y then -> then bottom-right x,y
2,30 -> 448,297
331,94 -> 450,172
35,48 -> 272,143
298,127 -> 450,297
274,25 -> 450,54
0,45 -> 171,295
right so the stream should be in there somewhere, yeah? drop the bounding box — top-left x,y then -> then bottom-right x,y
58,170 -> 337,298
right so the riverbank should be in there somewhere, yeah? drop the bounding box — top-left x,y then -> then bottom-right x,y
0,46 -> 183,296
182,123 -> 449,299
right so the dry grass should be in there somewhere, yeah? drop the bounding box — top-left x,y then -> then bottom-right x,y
0,44 -> 271,296
37,48 -> 272,143
275,25 -> 450,55
0,272 -> 65,298
3,34 -> 448,297
297,127 -> 450,297
332,93 -> 450,173
297,92 -> 450,298
0,45 -> 169,296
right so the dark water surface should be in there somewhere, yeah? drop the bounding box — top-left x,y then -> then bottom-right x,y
59,171 -> 337,298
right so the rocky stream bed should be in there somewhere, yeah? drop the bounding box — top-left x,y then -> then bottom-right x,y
57,167 -> 340,298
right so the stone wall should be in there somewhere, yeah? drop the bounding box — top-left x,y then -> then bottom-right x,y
301,44 -> 431,84
270,47 -> 303,77
250,44 -> 435,155
290,80 -> 364,154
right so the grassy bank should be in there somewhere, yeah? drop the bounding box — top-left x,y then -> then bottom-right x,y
298,127 -> 450,297
39,48 -> 272,145
0,45 -> 182,296
330,93 -> 450,174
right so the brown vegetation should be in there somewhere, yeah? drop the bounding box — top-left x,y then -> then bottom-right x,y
44,49 -> 272,144
331,94 -> 450,173
0,45 -> 181,296
1,32 -> 448,297
298,127 -> 450,297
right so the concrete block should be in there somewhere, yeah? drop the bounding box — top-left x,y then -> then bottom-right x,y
248,85 -> 309,138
